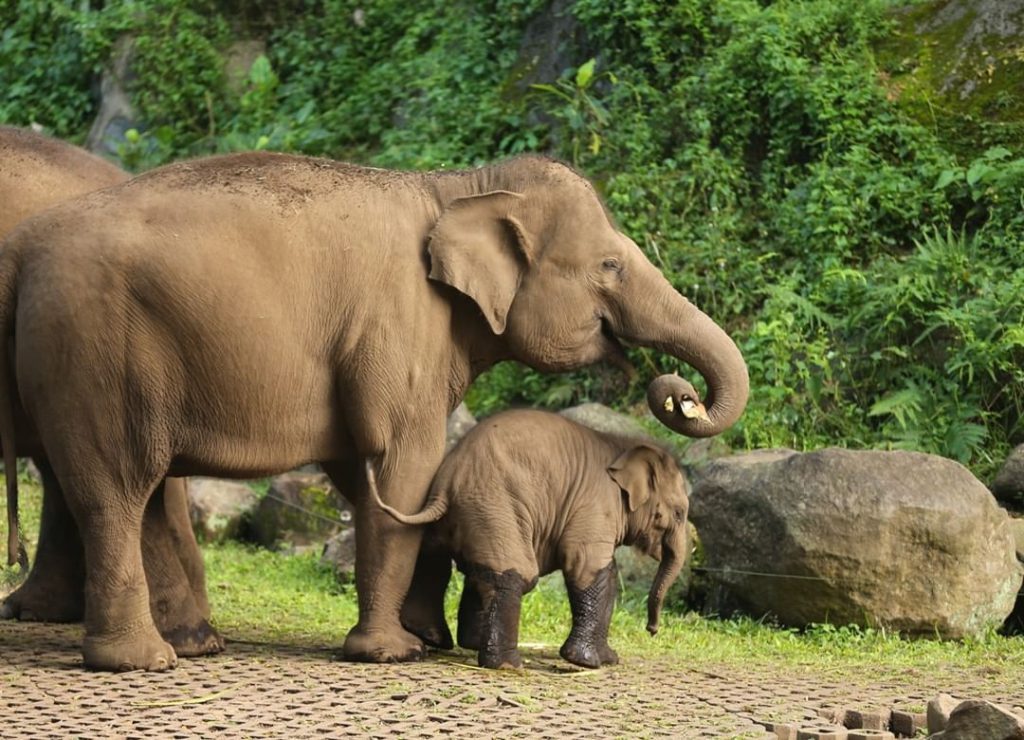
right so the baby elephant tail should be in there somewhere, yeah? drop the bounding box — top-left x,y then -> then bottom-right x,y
364,459 -> 448,526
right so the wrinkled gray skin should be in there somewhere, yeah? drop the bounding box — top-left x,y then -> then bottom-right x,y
0,153 -> 746,671
372,408 -> 695,669
0,126 -> 222,659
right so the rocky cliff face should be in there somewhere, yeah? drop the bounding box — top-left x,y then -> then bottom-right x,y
878,0 -> 1024,154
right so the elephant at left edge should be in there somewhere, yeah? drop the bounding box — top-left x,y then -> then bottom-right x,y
0,126 -> 223,659
0,152 -> 748,671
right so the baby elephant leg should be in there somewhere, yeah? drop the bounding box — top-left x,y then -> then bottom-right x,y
561,560 -> 619,668
400,538 -> 454,650
456,577 -> 485,651
463,564 -> 533,669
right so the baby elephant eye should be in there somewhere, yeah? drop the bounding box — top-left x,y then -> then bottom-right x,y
601,257 -> 622,272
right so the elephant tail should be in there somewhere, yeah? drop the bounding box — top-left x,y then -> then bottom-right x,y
364,459 -> 448,526
0,250 -> 25,569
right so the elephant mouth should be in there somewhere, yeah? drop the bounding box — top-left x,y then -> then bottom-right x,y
599,319 -> 635,378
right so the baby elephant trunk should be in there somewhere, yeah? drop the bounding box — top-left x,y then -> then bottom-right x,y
365,460 -> 448,525
646,526 -> 688,636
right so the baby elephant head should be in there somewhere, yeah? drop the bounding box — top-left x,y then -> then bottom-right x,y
608,444 -> 691,637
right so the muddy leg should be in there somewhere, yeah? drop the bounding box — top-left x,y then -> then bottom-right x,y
143,482 -> 223,657
561,560 -> 619,668
0,459 -> 85,622
470,565 -> 532,670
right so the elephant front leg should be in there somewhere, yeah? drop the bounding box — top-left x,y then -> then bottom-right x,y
163,477 -> 212,620
0,459 -> 85,623
338,455 -> 442,663
561,560 -> 619,668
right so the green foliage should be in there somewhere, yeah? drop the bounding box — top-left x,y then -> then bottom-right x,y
1,0 -> 1022,474
0,0 -> 94,136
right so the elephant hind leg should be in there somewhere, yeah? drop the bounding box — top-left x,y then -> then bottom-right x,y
464,563 -> 536,670
143,481 -> 223,658
0,458 -> 85,623
456,576 -> 484,651
400,536 -> 454,650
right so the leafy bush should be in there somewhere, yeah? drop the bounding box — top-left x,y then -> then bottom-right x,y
1,0 -> 1021,475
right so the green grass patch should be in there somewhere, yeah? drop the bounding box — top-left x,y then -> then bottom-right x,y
204,540 -> 1024,679
4,473 -> 1022,682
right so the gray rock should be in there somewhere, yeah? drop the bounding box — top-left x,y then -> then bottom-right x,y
915,0 -> 1024,101
992,444 -> 1024,507
223,39 -> 267,96
321,528 -> 356,583
929,699 -> 1024,739
24,460 -> 41,483
86,36 -> 141,162
928,693 -> 961,734
691,448 -> 1022,638
446,402 -> 477,451
559,402 -> 648,438
1003,517 -> 1024,633
187,477 -> 260,543
248,472 -> 353,551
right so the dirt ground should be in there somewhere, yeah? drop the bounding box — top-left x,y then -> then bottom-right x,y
3,621 -> 1023,738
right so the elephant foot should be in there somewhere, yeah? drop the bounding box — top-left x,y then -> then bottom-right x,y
161,618 -> 225,658
341,624 -> 425,663
478,646 -> 523,670
0,580 -> 84,623
83,627 -> 178,672
559,639 -> 617,669
404,619 -> 454,650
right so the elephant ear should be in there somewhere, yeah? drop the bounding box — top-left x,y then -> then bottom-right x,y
608,446 -> 661,512
427,190 -> 530,335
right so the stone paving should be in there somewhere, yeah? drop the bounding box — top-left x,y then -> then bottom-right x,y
3,621 -> 1023,738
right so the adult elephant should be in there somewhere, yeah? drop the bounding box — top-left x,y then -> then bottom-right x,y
0,126 -> 222,658
0,153 -> 748,671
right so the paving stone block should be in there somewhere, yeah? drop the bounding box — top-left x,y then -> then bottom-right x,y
845,708 -> 891,731
889,708 -> 927,738
796,725 -> 849,740
762,721 -> 801,740
848,731 -> 895,740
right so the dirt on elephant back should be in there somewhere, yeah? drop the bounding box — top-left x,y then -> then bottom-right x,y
1,621 -> 1022,738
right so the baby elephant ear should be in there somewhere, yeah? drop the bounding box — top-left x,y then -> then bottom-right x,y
427,190 -> 530,335
608,446 -> 661,512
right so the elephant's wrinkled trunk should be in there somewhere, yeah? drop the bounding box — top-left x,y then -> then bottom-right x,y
646,527 -> 687,636
616,258 -> 749,438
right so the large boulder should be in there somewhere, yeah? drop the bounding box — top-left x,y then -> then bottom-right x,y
446,402 -> 477,451
691,448 -> 1022,638
247,472 -> 353,552
559,402 -> 648,438
187,477 -> 260,543
991,444 -> 1024,508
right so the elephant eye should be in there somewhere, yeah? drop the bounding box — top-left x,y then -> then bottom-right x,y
601,257 -> 622,272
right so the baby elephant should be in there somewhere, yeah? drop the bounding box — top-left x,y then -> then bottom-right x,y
371,402 -> 702,669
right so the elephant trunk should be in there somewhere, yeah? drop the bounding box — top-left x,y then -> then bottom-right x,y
646,526 -> 687,636
616,259 -> 749,438
365,460 -> 448,525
